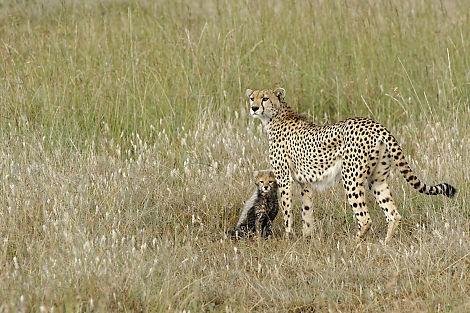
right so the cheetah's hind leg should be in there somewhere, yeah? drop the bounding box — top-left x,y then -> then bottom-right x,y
342,160 -> 372,241
368,142 -> 402,243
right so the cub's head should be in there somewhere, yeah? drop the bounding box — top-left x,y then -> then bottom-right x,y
254,169 -> 278,193
246,88 -> 286,124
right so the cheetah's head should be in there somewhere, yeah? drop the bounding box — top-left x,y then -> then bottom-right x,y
246,88 -> 286,124
254,169 -> 278,193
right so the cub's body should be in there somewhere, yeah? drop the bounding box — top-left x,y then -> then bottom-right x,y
229,170 -> 279,239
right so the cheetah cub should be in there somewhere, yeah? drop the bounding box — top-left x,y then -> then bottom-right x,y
229,170 -> 279,239
247,87 -> 456,243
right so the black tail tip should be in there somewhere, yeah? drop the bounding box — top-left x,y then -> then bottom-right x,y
442,183 -> 457,198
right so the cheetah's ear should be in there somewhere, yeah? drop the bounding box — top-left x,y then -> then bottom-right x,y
253,170 -> 259,179
246,89 -> 253,98
274,88 -> 285,101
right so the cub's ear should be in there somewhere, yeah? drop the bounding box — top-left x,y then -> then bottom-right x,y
246,89 -> 253,98
274,88 -> 285,101
253,170 -> 259,179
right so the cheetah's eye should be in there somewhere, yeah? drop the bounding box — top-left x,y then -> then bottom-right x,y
262,97 -> 269,102
259,181 -> 264,184
269,181 -> 274,184
250,97 -> 254,101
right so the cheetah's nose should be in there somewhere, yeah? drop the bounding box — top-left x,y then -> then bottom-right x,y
251,106 -> 259,112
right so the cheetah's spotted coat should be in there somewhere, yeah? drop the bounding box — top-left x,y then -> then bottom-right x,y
247,88 -> 456,243
229,170 -> 279,239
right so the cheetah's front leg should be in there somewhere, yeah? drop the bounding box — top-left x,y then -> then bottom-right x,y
278,182 -> 294,237
301,183 -> 314,237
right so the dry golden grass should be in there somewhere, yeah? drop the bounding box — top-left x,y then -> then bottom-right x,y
1,0 -> 469,312
1,110 -> 469,312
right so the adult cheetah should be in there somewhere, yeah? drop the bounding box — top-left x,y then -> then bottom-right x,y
246,87 -> 456,243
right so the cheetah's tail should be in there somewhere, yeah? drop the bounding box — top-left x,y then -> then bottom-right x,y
382,132 -> 457,198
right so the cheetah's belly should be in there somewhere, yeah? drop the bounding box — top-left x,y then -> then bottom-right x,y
292,158 -> 343,191
313,159 -> 343,191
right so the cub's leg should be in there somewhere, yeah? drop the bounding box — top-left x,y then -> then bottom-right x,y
369,143 -> 401,243
300,183 -> 314,237
255,211 -> 268,237
342,163 -> 371,240
261,217 -> 274,238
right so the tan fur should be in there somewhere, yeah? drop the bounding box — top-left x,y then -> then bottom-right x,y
247,88 -> 456,243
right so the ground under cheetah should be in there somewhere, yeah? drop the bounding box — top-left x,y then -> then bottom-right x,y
246,87 -> 456,243
228,169 -> 279,239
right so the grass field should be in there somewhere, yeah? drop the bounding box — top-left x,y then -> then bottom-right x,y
1,0 -> 469,312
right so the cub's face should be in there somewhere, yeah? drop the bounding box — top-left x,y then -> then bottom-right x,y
246,88 -> 286,124
254,170 -> 278,193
